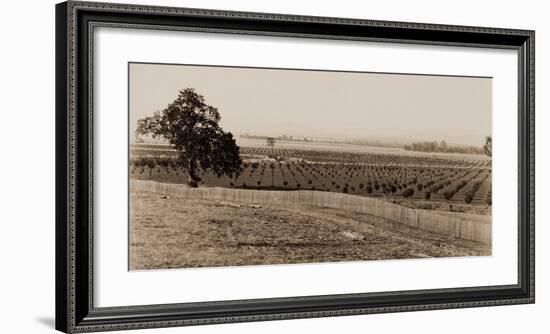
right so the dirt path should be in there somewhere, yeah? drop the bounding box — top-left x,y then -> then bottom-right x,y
130,191 -> 490,270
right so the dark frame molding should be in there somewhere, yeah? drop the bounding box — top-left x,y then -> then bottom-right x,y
56,1 -> 535,333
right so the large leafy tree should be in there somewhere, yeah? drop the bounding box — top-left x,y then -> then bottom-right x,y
136,88 -> 242,187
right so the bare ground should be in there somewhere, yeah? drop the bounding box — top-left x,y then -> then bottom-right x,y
394,199 -> 491,215
129,191 -> 491,270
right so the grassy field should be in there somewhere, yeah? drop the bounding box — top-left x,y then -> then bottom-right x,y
129,191 -> 490,270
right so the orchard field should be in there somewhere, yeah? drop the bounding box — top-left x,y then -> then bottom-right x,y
130,139 -> 492,210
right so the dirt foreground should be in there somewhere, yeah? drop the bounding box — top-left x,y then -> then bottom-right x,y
129,191 -> 491,270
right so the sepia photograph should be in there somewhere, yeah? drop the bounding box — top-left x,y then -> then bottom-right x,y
128,62 -> 492,270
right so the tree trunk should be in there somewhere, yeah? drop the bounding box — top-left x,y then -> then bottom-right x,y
187,159 -> 199,188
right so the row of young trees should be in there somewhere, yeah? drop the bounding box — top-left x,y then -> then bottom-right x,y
239,146 -> 491,168
131,155 -> 491,204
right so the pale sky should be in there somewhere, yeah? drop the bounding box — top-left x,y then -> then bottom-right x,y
129,63 -> 492,146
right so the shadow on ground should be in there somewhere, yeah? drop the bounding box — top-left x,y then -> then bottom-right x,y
36,317 -> 55,329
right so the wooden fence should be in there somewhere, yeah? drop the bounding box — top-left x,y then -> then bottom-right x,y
131,180 -> 491,244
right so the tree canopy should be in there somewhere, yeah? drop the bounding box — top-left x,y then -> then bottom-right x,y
136,88 -> 242,187
483,136 -> 492,157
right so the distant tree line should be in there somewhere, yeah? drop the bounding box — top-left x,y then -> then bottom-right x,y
241,134 -> 301,141
240,134 -> 402,148
403,141 -> 484,155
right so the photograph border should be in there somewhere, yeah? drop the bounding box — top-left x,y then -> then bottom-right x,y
56,1 -> 534,332
126,60 -> 494,270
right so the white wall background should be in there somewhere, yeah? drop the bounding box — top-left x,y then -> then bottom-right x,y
0,0 -> 546,333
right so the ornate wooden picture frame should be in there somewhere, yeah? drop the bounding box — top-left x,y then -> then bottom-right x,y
56,1 -> 534,332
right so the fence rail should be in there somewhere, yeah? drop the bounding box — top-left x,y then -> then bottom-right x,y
131,180 -> 491,244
